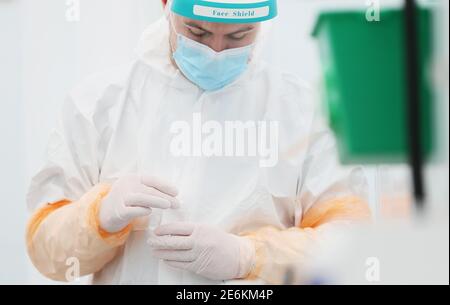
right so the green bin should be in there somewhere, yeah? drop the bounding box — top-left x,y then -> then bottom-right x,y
312,8 -> 434,164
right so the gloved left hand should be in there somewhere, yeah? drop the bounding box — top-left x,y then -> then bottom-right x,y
148,222 -> 255,281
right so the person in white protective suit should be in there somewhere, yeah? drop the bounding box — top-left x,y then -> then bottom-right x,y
26,0 -> 371,284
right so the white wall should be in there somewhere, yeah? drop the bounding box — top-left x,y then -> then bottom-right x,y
0,0 -> 27,285
21,0 -> 164,186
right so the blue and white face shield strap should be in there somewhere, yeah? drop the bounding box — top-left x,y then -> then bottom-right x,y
170,0 -> 278,24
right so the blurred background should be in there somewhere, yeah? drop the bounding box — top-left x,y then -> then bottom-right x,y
0,0 -> 448,284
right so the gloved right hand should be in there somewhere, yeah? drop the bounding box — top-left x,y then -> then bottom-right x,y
99,175 -> 179,233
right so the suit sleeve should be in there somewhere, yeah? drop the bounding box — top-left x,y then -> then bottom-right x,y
241,109 -> 372,284
25,84 -> 128,281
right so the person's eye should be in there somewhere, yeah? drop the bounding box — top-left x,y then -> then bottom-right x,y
228,33 -> 248,41
188,28 -> 207,37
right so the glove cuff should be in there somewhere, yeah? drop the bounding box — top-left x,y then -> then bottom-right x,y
236,237 -> 256,279
89,184 -> 132,245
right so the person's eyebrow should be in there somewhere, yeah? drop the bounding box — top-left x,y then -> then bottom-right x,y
184,22 -> 213,35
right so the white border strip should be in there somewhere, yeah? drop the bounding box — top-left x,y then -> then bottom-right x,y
193,5 -> 270,19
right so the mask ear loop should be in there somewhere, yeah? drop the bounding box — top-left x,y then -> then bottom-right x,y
167,11 -> 182,55
165,0 -> 181,55
164,0 -> 172,20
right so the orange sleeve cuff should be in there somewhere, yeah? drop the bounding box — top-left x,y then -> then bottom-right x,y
26,200 -> 72,247
86,184 -> 133,246
240,196 -> 371,283
300,195 -> 372,229
27,184 -> 133,248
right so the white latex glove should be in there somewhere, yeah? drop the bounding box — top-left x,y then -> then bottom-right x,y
148,222 -> 255,280
99,175 -> 180,233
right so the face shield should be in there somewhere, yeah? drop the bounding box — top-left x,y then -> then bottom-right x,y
165,0 -> 277,91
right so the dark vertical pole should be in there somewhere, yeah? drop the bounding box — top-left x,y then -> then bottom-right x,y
404,0 -> 425,209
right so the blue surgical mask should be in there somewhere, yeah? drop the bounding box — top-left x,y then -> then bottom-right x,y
173,34 -> 253,92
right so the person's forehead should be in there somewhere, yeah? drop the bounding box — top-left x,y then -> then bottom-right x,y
176,15 -> 259,33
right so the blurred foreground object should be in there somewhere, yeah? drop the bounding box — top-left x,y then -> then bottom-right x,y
287,222 -> 449,285
312,1 -> 438,207
312,5 -> 434,164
